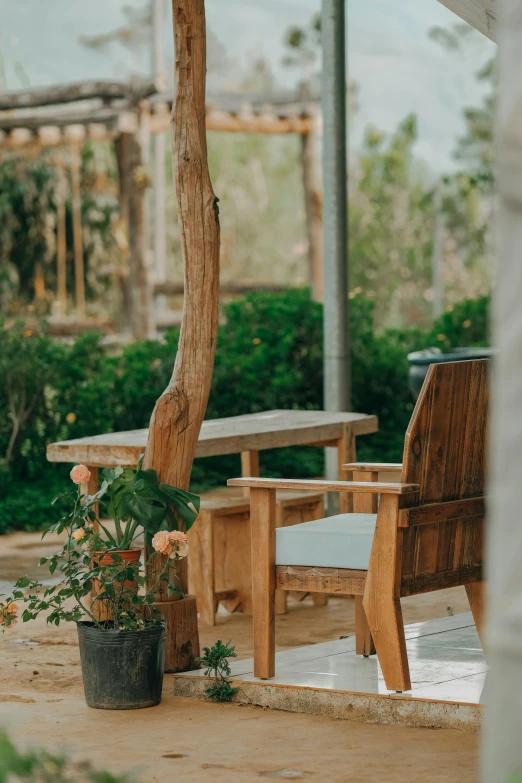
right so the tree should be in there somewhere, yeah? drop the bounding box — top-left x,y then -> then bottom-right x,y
429,22 -> 495,309
143,0 -> 220,672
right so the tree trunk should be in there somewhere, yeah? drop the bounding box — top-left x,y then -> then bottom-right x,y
143,0 -> 220,672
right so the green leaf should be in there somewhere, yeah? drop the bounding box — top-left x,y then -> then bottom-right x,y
121,491 -> 165,533
158,484 -> 200,531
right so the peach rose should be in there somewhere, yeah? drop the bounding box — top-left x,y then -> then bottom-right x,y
72,528 -> 86,541
0,601 -> 18,629
70,465 -> 91,485
168,530 -> 188,560
152,530 -> 172,555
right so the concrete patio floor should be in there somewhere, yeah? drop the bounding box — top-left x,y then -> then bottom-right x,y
0,529 -> 480,781
174,613 -> 485,732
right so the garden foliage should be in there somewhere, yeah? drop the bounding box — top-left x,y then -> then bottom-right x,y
0,289 -> 490,533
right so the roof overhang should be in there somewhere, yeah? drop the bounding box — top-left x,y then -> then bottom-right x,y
437,0 -> 496,42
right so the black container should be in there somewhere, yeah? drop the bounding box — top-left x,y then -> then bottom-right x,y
407,347 -> 494,399
77,621 -> 166,709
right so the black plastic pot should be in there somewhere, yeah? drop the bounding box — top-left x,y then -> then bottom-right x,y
407,347 -> 494,399
77,621 -> 166,710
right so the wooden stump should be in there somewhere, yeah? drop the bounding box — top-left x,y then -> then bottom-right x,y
153,596 -> 199,672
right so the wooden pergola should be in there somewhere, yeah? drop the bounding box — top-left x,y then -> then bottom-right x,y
0,79 -> 322,336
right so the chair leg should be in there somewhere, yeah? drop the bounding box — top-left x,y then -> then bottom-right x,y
363,495 -> 411,692
275,589 -> 287,614
466,581 -> 485,647
251,488 -> 276,679
364,592 -> 410,691
312,593 -> 328,607
355,595 -> 376,656
188,508 -> 216,626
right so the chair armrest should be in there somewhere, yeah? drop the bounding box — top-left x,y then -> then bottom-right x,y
342,462 -> 403,473
227,477 -> 419,495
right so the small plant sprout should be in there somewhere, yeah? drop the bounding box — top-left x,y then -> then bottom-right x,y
196,640 -> 239,703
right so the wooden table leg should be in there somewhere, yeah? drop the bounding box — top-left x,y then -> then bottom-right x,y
337,423 -> 355,514
188,507 -> 217,626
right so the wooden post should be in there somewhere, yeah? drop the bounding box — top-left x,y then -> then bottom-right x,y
299,87 -> 323,302
143,0 -> 220,672
240,449 -> 260,498
250,487 -> 276,679
56,157 -> 67,313
69,141 -> 86,319
115,128 -> 153,339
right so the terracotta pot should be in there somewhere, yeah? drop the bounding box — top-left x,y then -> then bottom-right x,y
90,548 -> 142,622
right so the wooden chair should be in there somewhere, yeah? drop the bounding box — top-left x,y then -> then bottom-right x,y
228,359 -> 488,692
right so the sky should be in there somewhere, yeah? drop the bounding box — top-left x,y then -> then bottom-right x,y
0,0 -> 496,173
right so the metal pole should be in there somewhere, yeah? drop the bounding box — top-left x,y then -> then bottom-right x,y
322,0 -> 349,506
152,0 -> 168,314
432,185 -> 444,320
322,0 -> 349,412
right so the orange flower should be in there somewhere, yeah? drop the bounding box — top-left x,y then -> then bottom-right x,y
72,528 -> 86,542
70,465 -> 91,485
152,530 -> 189,559
152,530 -> 172,556
168,530 -> 188,559
0,601 -> 18,629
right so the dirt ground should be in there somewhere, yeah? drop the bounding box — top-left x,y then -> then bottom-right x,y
0,530 -> 479,782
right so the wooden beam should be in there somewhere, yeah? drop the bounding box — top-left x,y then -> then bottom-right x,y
154,280 -> 291,296
205,112 -> 313,135
398,496 -> 486,527
437,0 -> 496,41
276,567 -> 366,596
0,79 -> 156,111
0,106 -> 124,132
228,477 -> 420,494
148,108 -> 313,136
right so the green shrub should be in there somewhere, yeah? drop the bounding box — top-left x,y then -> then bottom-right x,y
0,290 -> 490,533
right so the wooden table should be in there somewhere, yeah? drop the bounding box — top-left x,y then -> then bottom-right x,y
47,409 -> 378,513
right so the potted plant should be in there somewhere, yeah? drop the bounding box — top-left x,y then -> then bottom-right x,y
0,462 -> 200,710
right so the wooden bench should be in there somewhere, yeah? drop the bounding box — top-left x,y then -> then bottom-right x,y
188,489 -> 326,625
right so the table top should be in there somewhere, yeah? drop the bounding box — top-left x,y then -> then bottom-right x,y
46,409 -> 378,468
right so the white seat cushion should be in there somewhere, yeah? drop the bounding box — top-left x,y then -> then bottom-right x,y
275,513 -> 377,570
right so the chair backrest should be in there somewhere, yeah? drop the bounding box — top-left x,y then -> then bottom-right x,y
399,359 -> 488,594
